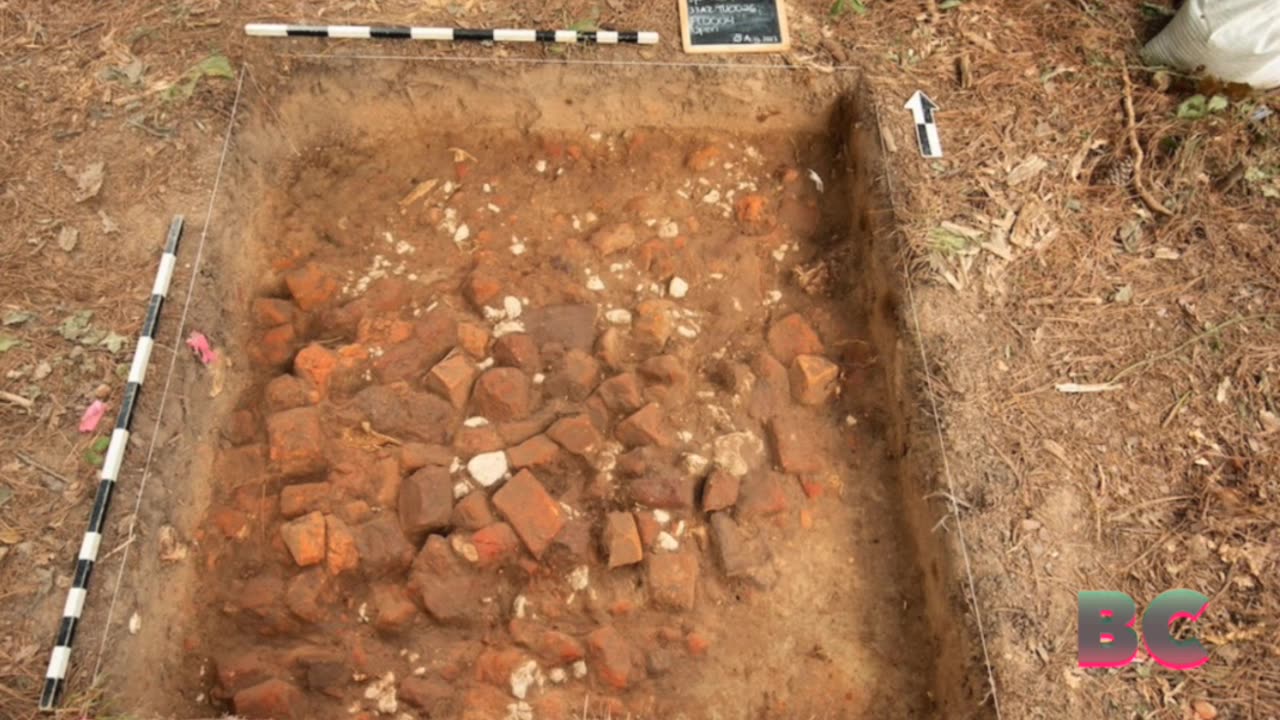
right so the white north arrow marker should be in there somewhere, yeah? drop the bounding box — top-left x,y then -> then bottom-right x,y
904,91 -> 942,159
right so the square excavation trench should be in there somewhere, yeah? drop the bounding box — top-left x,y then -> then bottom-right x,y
169,63 -> 989,720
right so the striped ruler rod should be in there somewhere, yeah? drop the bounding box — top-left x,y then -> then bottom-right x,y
39,216 -> 185,712
245,22 -> 659,45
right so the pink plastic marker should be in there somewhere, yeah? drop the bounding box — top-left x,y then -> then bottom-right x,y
78,400 -> 107,433
185,331 -> 217,366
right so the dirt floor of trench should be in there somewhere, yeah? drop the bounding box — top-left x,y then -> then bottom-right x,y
128,66 -> 990,720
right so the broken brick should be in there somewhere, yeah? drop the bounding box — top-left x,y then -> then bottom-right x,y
280,511 -> 326,567
252,297 -> 297,328
639,355 -> 688,387
633,300 -> 674,350
463,271 -> 503,309
685,145 -> 721,171
451,491 -> 495,531
768,417 -> 824,474
630,470 -> 695,509
470,522 -> 521,568
552,517 -> 595,563
505,434 -> 560,469
294,343 -> 338,398
492,470 -> 564,558
285,568 -> 332,622
493,333 -> 542,373
355,515 -> 415,578
766,313 -> 824,365
280,482 -> 331,519
371,584 -> 418,633
686,630 -> 711,656
264,374 -> 313,413
701,469 -> 740,512
560,349 -> 600,400
324,514 -> 360,575
456,322 -> 492,359
615,403 -> 673,447
647,551 -> 699,610
250,323 -> 297,369
398,466 -> 454,536
596,326 -> 631,370
789,354 -> 838,406
354,385 -> 453,445
590,223 -> 637,255
634,511 -> 661,547
603,511 -> 644,568
409,535 -> 490,625
709,512 -> 773,584
586,626 -> 634,689
399,677 -> 453,714
512,620 -> 586,664
234,678 -> 305,719
547,414 -> 602,456
597,372 -> 645,413
471,368 -> 532,421
399,443 -> 453,473
521,303 -> 599,352
736,472 -> 790,520
454,424 -> 504,457
734,193 -> 774,235
284,263 -> 338,311
425,352 -> 478,409
266,407 -> 327,478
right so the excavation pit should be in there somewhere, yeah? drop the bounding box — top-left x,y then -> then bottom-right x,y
159,63 -> 989,720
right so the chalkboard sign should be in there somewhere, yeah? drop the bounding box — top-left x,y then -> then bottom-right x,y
679,0 -> 791,53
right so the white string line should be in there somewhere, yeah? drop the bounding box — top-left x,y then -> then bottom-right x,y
91,67 -> 247,685
282,51 -> 861,72
873,103 -> 1003,718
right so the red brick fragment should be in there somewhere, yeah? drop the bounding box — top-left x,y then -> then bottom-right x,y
547,414 -> 602,456
425,352 -> 478,409
615,403 -> 672,447
766,313 -> 824,364
266,407 -> 327,478
603,511 -> 643,568
586,626 -> 634,689
492,470 -> 564,558
789,354 -> 838,405
280,511 -> 326,567
234,678 -> 305,719
471,368 -> 532,421
506,434 -> 560,469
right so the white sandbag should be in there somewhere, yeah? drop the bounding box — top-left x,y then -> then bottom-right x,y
1142,0 -> 1280,89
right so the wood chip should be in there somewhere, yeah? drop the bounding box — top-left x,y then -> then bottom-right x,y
1008,155 -> 1048,185
398,178 -> 438,208
962,31 -> 998,54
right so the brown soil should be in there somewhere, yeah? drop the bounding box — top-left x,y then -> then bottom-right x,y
155,67 -> 983,719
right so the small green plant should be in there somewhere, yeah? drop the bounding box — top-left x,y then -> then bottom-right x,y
929,227 -> 975,255
1176,94 -> 1229,120
830,0 -> 868,19
164,52 -> 234,102
84,437 -> 111,467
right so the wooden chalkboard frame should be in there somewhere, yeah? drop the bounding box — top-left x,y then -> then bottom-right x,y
678,0 -> 791,54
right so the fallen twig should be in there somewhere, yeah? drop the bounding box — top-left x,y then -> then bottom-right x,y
1109,314 -> 1280,384
15,452 -> 70,490
1120,60 -> 1174,216
1055,382 -> 1123,394
0,391 -> 33,410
